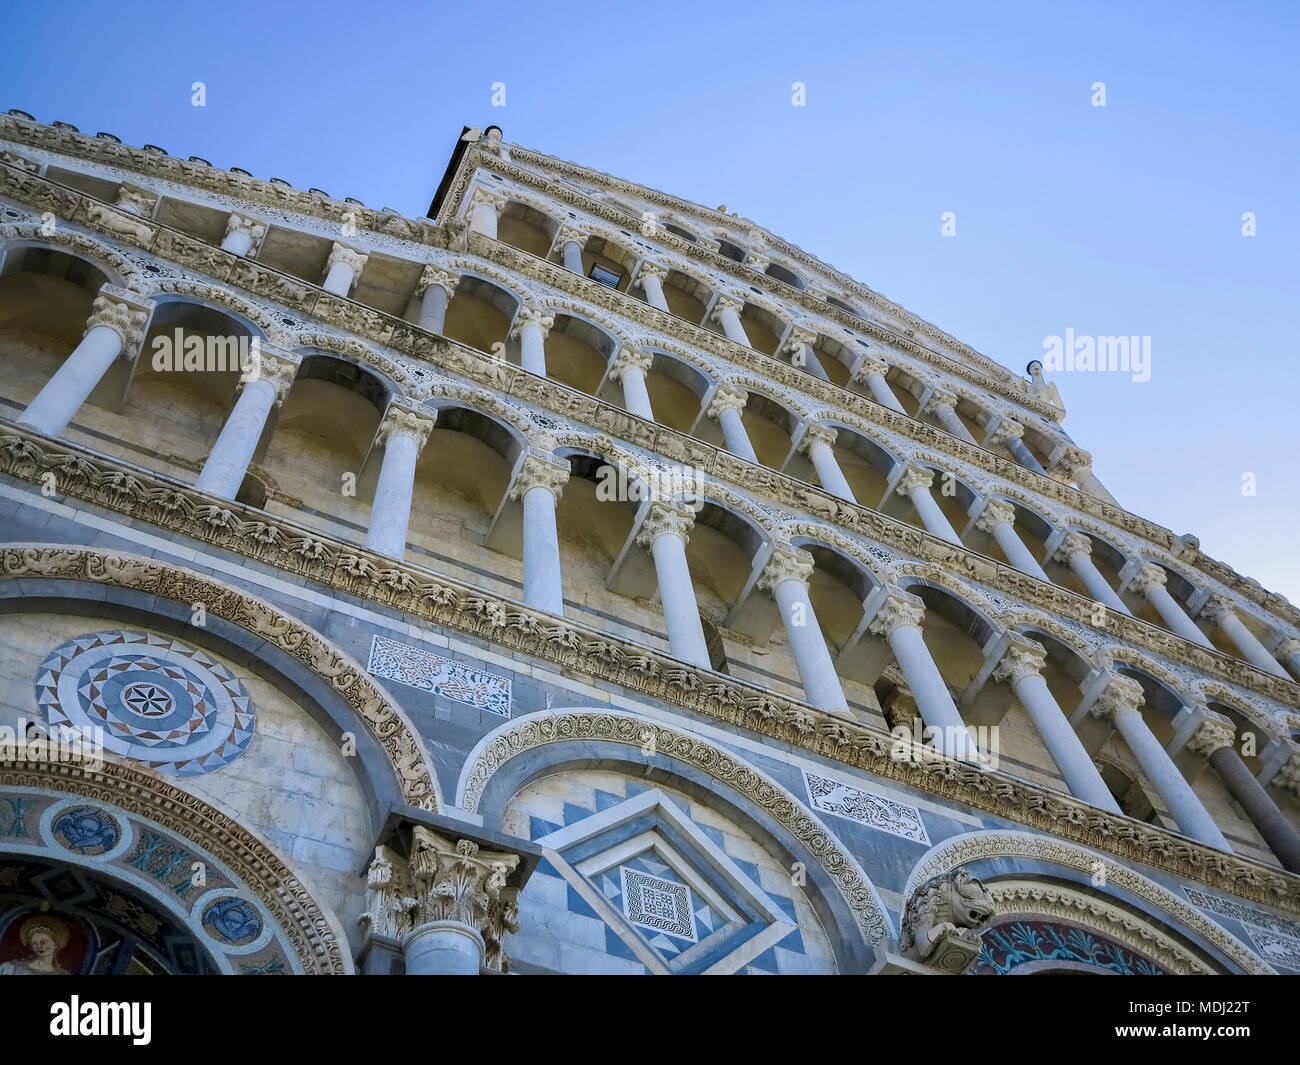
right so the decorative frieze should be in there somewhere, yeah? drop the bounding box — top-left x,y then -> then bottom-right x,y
803,769 -> 930,844
367,634 -> 512,717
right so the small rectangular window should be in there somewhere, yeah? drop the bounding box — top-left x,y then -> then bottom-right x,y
589,264 -> 621,289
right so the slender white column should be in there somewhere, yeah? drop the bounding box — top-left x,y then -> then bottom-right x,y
634,263 -> 670,312
1090,676 -> 1230,849
220,213 -> 266,257
509,307 -> 554,377
18,288 -> 151,438
783,327 -> 827,380
322,242 -> 368,297
1057,446 -> 1118,505
366,406 -> 436,559
415,265 -> 459,334
467,189 -> 506,239
1131,562 -> 1214,647
988,417 -> 1046,474
553,225 -> 586,274
1199,595 -> 1290,677
1053,532 -> 1130,615
1275,638 -> 1300,682
509,452 -> 570,615
993,639 -> 1119,810
894,466 -> 962,546
800,424 -> 855,502
869,592 -> 973,758
709,296 -> 751,347
759,548 -> 849,714
194,350 -> 297,499
923,389 -> 977,444
976,500 -> 1048,580
850,355 -> 906,414
609,347 -> 655,421
636,502 -> 711,667
706,386 -> 757,463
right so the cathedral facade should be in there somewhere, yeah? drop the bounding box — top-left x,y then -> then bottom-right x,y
0,113 -> 1296,975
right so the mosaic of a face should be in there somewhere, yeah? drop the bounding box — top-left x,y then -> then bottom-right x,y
0,914 -> 86,975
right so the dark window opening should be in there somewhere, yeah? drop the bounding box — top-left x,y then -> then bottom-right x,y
589,264 -> 622,289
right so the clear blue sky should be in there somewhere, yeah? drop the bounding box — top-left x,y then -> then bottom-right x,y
4,1 -> 1298,603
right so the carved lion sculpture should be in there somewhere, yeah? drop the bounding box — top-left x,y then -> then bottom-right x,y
899,869 -> 996,968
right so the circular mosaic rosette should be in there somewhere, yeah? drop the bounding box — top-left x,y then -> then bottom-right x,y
35,630 -> 255,775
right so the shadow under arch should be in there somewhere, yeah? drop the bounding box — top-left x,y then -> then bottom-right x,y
455,707 -> 893,972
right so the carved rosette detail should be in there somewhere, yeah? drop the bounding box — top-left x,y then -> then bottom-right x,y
705,385 -> 748,419
508,451 -> 571,501
415,264 -> 460,298
868,591 -> 927,637
992,639 -> 1047,686
975,499 -> 1017,535
377,405 -> 436,450
608,346 -> 654,382
757,546 -> 815,593
634,501 -> 696,548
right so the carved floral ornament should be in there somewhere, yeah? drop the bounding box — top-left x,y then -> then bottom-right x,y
0,192 -> 1280,648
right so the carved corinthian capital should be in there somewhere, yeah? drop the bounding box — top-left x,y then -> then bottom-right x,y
508,451 -> 571,501
849,354 -> 890,383
799,423 -> 837,454
359,845 -> 418,940
1052,531 -> 1093,565
974,499 -> 1017,535
757,546 -> 815,594
706,385 -> 748,420
1056,446 -> 1093,476
415,263 -> 461,298
84,288 -> 152,355
377,404 -> 436,449
1198,594 -> 1236,625
782,327 -> 816,355
608,346 -> 654,382
709,295 -> 743,322
551,225 -> 586,251
406,828 -> 522,973
327,242 -> 369,274
634,501 -> 696,547
922,388 -> 959,415
894,465 -> 935,496
992,637 -> 1047,686
634,261 -> 668,287
509,306 -> 554,339
226,212 -> 267,252
1185,710 -> 1236,758
868,591 -> 926,637
1089,674 -> 1146,724
1133,562 -> 1168,596
1276,752 -> 1300,795
240,346 -> 299,406
988,417 -> 1024,445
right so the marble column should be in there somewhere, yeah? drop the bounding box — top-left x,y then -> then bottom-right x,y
849,355 -> 906,414
1090,676 -> 1230,849
322,242 -> 368,297
553,225 -> 586,274
1275,638 -> 1300,682
401,828 -> 522,974
922,389 -> 977,444
706,386 -> 758,463
1188,716 -> 1300,873
415,265 -> 460,335
987,417 -> 1045,474
783,327 -> 827,380
759,547 -> 850,715
18,287 -> 152,439
220,213 -> 266,257
1198,595 -> 1291,678
468,189 -> 506,239
993,639 -> 1119,810
636,502 -> 711,668
800,424 -> 855,502
709,296 -> 752,347
1057,447 -> 1118,505
1131,562 -> 1214,647
975,500 -> 1048,580
609,347 -> 655,421
634,263 -> 670,312
510,307 -> 554,377
366,405 -> 436,560
194,349 -> 298,499
1052,532 -> 1130,615
507,451 -> 570,616
894,466 -> 962,546
868,592 -> 973,758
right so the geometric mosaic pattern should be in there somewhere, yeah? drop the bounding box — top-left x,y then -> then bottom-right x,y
366,634 -> 511,717
802,769 -> 930,844
619,861 -> 700,944
35,630 -> 255,775
1184,886 -> 1300,971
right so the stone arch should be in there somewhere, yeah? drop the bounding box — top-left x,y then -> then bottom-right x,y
455,708 -> 893,967
902,829 -> 1271,973
439,257 -> 534,307
719,373 -> 813,422
0,223 -> 138,289
0,756 -> 352,974
891,563 -> 1004,630
1094,645 -> 1198,709
288,331 -> 421,401
422,380 -> 537,448
142,278 -> 276,337
531,295 -> 633,348
0,544 -> 440,814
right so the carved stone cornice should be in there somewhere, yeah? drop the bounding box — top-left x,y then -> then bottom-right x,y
508,450 -> 570,501
2,531 -> 1298,908
3,165 -> 1299,705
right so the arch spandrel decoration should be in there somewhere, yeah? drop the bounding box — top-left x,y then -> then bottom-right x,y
904,830 -> 1273,974
0,757 -> 350,974
455,708 -> 893,952
0,544 -> 440,813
